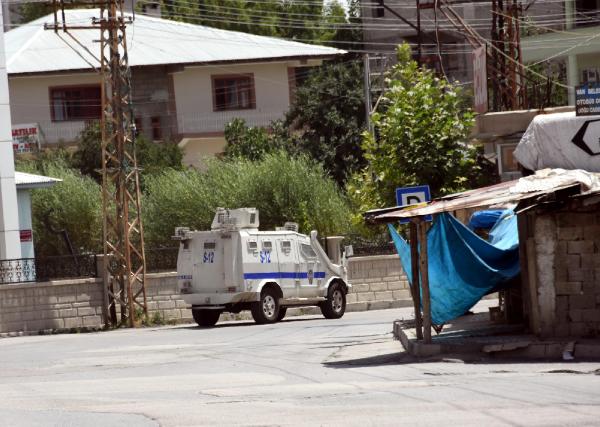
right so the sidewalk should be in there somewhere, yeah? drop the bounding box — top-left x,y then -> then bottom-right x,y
394,301 -> 600,360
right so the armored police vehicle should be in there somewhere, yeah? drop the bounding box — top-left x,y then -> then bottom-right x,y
174,208 -> 350,327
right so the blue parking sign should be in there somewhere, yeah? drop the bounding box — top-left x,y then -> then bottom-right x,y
395,185 -> 432,224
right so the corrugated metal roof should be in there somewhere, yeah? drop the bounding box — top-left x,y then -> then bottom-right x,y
15,171 -> 61,189
366,169 -> 600,222
5,10 -> 344,75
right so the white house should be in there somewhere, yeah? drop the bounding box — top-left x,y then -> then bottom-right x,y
4,9 -> 344,167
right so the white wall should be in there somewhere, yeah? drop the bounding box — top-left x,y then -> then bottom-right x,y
9,73 -> 100,144
173,62 -> 291,135
0,2 -> 20,260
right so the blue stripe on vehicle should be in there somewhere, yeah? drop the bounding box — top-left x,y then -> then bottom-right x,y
243,272 -> 327,280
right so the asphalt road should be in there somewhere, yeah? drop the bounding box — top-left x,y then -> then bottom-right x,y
0,306 -> 599,427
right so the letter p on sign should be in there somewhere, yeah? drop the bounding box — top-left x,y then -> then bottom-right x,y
395,185 -> 432,224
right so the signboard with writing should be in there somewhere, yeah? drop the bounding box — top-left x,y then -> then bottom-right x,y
473,46 -> 488,114
395,185 -> 432,224
575,84 -> 600,116
12,124 -> 41,154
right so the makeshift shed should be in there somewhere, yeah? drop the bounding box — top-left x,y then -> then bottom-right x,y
365,169 -> 600,341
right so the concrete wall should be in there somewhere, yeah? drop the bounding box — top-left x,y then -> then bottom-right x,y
524,201 -> 600,338
9,73 -> 100,144
172,62 -> 291,135
0,255 -> 411,336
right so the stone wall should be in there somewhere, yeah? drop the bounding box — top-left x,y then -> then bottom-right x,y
0,255 -> 411,336
525,202 -> 600,338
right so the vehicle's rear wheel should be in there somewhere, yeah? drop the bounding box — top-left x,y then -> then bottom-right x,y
277,307 -> 287,322
251,288 -> 280,324
192,309 -> 221,327
320,282 -> 346,319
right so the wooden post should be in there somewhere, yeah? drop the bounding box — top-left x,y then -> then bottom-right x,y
409,221 -> 423,340
418,221 -> 432,344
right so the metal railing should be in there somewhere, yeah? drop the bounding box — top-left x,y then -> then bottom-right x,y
145,247 -> 178,272
0,254 -> 97,285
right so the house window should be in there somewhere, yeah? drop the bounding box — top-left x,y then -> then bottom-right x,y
50,85 -> 101,121
498,143 -> 520,174
212,74 -> 256,111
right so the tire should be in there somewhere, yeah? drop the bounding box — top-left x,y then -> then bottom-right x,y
277,307 -> 287,322
192,309 -> 221,327
251,287 -> 280,324
320,282 -> 346,319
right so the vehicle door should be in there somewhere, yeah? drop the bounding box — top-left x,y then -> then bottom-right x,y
275,236 -> 298,298
297,241 -> 321,298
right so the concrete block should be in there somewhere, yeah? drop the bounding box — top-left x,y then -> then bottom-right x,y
387,281 -> 404,290
555,282 -> 582,295
374,291 -> 393,301
346,302 -> 368,312
581,309 -> 600,322
345,293 -> 357,303
557,227 -> 583,241
556,254 -> 581,268
369,283 -> 388,292
567,241 -> 595,255
568,309 -> 583,322
82,315 -> 102,327
356,292 -> 376,302
57,295 -> 76,304
175,300 -> 188,308
390,299 -> 414,309
76,293 -> 92,302
392,289 -> 412,300
64,317 -> 83,329
569,322 -> 589,337
569,295 -> 596,310
553,323 -> 570,337
555,295 -> 569,313
350,283 -> 369,293
568,268 -> 594,282
158,301 -> 176,310
367,301 -> 392,310
59,308 -> 78,318
77,307 -> 96,317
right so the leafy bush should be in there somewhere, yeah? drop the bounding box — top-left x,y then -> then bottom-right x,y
223,118 -> 288,161
16,159 -> 103,257
143,151 -> 351,246
70,122 -> 183,183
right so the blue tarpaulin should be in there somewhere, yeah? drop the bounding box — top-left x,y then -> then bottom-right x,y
468,209 -> 510,230
388,212 -> 519,325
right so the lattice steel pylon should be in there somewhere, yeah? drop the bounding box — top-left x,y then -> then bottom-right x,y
47,1 -> 147,328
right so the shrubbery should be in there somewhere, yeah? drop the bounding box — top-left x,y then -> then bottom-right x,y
16,158 -> 102,257
143,151 -> 351,247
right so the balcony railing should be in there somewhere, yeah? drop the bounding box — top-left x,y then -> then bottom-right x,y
178,111 -> 284,134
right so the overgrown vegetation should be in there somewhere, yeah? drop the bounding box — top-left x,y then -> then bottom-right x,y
143,151 -> 352,247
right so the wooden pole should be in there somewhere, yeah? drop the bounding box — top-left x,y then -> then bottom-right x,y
418,221 -> 432,343
409,221 -> 423,340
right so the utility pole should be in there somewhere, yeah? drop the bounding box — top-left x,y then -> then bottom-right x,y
47,1 -> 147,328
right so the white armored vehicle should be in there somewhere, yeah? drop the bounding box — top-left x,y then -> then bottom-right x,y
174,208 -> 351,327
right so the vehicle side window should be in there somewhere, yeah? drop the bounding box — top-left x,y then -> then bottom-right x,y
280,240 -> 292,254
300,243 -> 317,259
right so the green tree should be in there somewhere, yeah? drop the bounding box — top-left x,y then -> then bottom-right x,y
16,159 -> 103,257
223,118 -> 287,161
17,3 -> 55,23
70,123 -> 183,183
348,44 -> 492,216
286,59 -> 366,186
160,0 -> 358,46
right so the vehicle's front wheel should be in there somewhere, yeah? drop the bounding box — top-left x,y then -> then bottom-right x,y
251,288 -> 280,324
192,309 -> 221,327
277,307 -> 287,322
320,282 -> 346,319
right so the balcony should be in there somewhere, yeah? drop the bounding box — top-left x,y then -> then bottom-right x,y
177,110 -> 285,135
